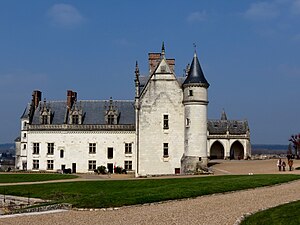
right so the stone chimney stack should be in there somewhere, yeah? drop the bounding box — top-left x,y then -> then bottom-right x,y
32,90 -> 42,109
166,58 -> 175,72
148,53 -> 161,74
148,53 -> 175,74
67,90 -> 77,109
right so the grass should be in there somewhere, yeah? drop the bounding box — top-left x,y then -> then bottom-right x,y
0,173 -> 78,183
241,200 -> 300,225
0,174 -> 299,208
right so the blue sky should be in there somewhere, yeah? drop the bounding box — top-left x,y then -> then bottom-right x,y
0,0 -> 299,144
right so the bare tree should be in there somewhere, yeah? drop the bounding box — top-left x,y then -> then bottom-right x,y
289,134 -> 300,159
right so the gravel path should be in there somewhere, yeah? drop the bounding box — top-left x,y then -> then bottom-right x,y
1,159 -> 300,225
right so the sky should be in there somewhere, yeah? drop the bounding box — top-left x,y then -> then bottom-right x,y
0,0 -> 299,145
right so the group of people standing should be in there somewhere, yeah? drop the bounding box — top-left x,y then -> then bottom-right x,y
277,158 -> 293,171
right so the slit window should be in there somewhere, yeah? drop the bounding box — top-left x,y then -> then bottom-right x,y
163,115 -> 169,129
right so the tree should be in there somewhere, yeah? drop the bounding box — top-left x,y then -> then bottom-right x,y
289,134 -> 300,158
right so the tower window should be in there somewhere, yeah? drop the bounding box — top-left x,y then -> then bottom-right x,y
163,115 -> 169,129
189,90 -> 193,96
186,118 -> 190,127
163,143 -> 169,157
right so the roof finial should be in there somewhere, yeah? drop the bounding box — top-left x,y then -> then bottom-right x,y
135,61 -> 140,82
221,108 -> 227,120
193,43 -> 197,57
161,41 -> 165,58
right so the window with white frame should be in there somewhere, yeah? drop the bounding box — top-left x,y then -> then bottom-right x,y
47,160 -> 54,170
88,160 -> 96,171
33,143 -> 40,154
89,143 -> 96,154
47,143 -> 54,155
163,143 -> 169,157
33,160 -> 39,169
124,161 -> 132,170
125,143 -> 132,154
163,115 -> 169,129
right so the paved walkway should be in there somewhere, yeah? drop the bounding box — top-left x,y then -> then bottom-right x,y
0,159 -> 300,225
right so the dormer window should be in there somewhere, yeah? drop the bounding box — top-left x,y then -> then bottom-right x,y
108,115 -> 114,125
72,115 -> 79,124
42,115 -> 48,124
40,99 -> 52,125
105,98 -> 119,125
68,101 -> 83,125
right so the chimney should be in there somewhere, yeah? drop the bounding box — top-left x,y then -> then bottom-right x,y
148,53 -> 161,74
166,58 -> 175,72
32,90 -> 42,109
67,90 -> 77,109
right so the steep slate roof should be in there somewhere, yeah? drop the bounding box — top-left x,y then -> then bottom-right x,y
183,52 -> 209,87
207,120 -> 249,135
29,100 -> 135,125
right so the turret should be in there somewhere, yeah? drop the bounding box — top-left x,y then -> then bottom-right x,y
181,51 -> 209,173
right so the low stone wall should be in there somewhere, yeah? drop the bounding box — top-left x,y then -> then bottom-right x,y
4,203 -> 72,215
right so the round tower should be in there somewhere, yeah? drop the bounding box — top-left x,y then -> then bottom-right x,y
181,51 -> 209,173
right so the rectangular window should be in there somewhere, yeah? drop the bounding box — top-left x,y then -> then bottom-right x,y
163,115 -> 169,129
33,160 -> 39,169
47,143 -> 54,155
47,160 -> 54,170
88,160 -> 96,171
60,149 -> 64,158
33,143 -> 40,154
125,143 -> 132,154
163,143 -> 169,157
124,161 -> 132,171
189,90 -> 193,96
89,143 -> 96,154
107,147 -> 113,159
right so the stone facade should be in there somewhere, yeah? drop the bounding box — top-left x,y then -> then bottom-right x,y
15,45 -> 251,176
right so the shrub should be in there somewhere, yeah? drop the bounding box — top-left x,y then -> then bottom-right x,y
95,166 -> 107,174
114,166 -> 123,174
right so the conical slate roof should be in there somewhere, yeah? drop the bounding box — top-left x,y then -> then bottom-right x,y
183,52 -> 209,87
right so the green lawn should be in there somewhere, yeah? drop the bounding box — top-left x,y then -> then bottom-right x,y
0,173 -> 78,183
241,200 -> 300,225
0,174 -> 299,208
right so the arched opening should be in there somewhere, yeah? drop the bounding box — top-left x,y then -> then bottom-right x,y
210,141 -> 225,159
230,141 -> 244,160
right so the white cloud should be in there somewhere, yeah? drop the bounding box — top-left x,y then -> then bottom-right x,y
187,11 -> 207,23
243,2 -> 279,20
47,4 -> 85,27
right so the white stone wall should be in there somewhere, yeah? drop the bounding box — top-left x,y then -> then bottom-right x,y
138,66 -> 184,176
26,130 -> 135,173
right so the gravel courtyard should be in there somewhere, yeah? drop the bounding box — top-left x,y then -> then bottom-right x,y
1,159 -> 300,225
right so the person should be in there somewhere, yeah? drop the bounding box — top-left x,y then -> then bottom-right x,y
277,158 -> 282,171
288,159 -> 293,171
282,161 -> 286,171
